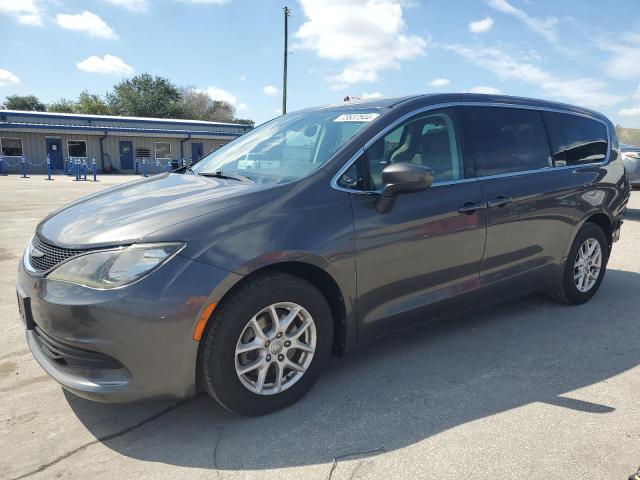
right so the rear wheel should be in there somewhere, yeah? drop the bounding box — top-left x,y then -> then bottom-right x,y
547,222 -> 609,305
200,272 -> 333,416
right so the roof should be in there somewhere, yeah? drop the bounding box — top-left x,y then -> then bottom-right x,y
309,95 -> 420,111
0,109 -> 249,128
0,122 -> 245,138
307,93 -> 608,122
0,109 -> 252,139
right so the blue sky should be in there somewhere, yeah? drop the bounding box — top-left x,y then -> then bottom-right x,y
1,0 -> 640,127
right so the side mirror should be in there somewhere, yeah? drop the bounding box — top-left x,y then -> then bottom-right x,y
376,163 -> 433,213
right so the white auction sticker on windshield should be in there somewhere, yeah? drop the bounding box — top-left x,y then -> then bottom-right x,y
334,113 -> 380,122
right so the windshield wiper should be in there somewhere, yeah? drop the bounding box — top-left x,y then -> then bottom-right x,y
198,171 -> 253,183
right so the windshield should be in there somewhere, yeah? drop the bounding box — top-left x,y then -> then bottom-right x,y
191,108 -> 381,183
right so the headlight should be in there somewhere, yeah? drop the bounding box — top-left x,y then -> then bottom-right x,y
47,243 -> 184,289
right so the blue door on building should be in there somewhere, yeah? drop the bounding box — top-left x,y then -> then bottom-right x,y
119,141 -> 133,170
46,138 -> 63,170
191,142 -> 204,162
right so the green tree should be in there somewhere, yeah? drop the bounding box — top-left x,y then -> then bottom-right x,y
208,101 -> 235,122
616,125 -> 640,146
2,74 -> 256,126
48,98 -> 77,113
107,73 -> 181,118
235,118 -> 255,127
178,88 -> 235,122
4,94 -> 46,111
76,90 -> 112,115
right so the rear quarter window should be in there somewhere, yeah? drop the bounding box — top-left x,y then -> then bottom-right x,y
543,112 -> 608,166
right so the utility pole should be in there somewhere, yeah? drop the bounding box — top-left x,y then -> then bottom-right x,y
282,6 -> 290,115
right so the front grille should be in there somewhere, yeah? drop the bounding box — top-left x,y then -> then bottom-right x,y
33,326 -> 123,370
29,235 -> 86,273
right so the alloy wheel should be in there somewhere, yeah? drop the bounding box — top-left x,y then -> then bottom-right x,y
234,302 -> 316,395
574,237 -> 602,293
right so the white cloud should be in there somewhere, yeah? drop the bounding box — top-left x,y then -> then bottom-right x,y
618,85 -> 640,117
600,33 -> 640,80
199,86 -> 237,106
263,85 -> 278,96
103,0 -> 148,12
56,11 -> 116,39
104,0 -> 228,10
619,106 -> 640,117
487,0 -> 557,43
239,75 -> 246,81
195,86 -> 248,111
429,78 -> 450,87
0,0 -> 43,26
445,43 -> 624,107
179,0 -> 229,3
16,13 -> 41,25
329,83 -> 348,91
0,68 -> 21,86
295,0 -> 426,85
469,16 -> 494,34
467,86 -> 501,94
77,55 -> 134,75
330,68 -> 378,84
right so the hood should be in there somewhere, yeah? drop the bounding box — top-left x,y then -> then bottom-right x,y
37,173 -> 269,248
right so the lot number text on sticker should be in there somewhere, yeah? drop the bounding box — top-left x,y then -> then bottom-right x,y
334,113 -> 380,122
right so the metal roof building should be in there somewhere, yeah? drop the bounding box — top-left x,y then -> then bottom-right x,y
0,110 -> 252,174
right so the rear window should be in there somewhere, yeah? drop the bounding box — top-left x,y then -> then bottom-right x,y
543,112 -> 608,166
468,107 -> 551,176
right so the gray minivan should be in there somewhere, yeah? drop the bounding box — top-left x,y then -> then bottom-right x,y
17,94 -> 630,415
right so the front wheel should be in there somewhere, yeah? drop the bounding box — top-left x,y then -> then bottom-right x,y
199,272 -> 333,416
547,222 -> 609,305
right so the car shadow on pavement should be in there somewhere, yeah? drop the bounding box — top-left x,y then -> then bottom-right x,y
65,268 -> 640,472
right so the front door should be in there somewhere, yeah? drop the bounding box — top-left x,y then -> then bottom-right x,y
119,141 -> 133,170
340,107 -> 487,340
191,142 -> 204,162
463,106 -> 578,295
46,138 -> 63,170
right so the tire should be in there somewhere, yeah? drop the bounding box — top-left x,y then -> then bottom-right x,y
547,222 -> 609,305
199,272 -> 333,416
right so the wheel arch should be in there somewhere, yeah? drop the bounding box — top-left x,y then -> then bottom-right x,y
584,212 -> 613,250
563,210 -> 614,260
198,261 -> 349,357
266,262 -> 348,355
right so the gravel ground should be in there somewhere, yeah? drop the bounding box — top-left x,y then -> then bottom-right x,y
1,174 -> 639,480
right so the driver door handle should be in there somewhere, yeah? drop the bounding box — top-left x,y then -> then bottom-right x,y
457,201 -> 488,214
487,195 -> 513,208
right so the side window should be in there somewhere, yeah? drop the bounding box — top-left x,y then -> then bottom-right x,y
338,109 -> 464,191
366,123 -> 406,190
468,107 -> 551,176
336,159 -> 364,190
543,112 -> 608,166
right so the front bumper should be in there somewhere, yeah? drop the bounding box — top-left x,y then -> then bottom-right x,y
17,253 -> 241,403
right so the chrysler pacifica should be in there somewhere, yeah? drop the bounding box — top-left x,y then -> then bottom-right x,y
17,94 -> 629,415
